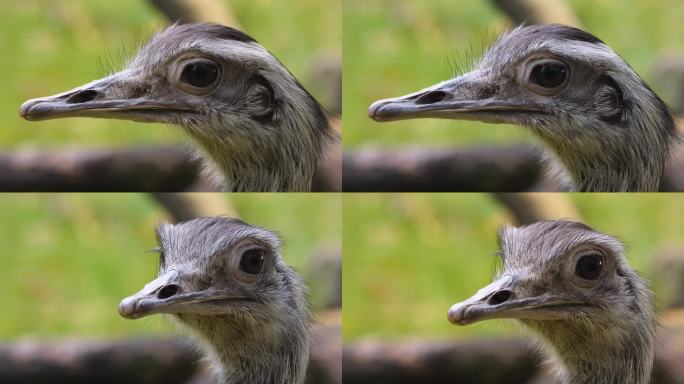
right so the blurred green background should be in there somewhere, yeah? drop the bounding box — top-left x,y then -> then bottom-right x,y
0,193 -> 340,340
0,0 -> 339,149
343,194 -> 684,342
343,0 -> 684,149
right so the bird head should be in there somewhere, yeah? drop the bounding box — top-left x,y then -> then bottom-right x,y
119,217 -> 308,334
369,25 -> 673,153
20,23 -> 327,142
448,221 -> 653,347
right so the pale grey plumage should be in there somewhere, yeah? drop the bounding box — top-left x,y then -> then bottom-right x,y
21,23 -> 336,192
370,24 -> 676,192
448,220 -> 656,384
119,217 -> 310,384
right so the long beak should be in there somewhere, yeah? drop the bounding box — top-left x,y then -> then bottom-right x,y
448,275 -> 583,325
19,71 -> 193,123
118,270 -> 249,319
368,73 -> 540,123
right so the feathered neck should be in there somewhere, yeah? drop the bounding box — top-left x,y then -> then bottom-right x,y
525,294 -> 655,383
184,93 -> 336,192
535,101 -> 675,192
541,327 -> 654,384
178,314 -> 310,384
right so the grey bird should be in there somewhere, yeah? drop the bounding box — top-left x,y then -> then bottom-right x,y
20,23 -> 336,192
369,24 -> 676,192
448,221 -> 655,384
118,217 -> 310,384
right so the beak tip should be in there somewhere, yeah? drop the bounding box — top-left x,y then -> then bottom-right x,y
368,99 -> 394,122
448,304 -> 469,325
368,99 -> 408,122
118,297 -> 138,319
19,98 -> 52,121
19,100 -> 35,120
367,102 -> 380,121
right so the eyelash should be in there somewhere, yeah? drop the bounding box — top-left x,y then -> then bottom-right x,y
151,247 -> 165,268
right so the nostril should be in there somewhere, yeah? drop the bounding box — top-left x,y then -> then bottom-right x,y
66,90 -> 98,104
157,284 -> 179,299
488,290 -> 512,305
415,91 -> 446,105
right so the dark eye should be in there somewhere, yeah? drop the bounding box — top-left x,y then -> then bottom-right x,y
240,249 -> 265,275
180,60 -> 219,88
575,254 -> 604,280
529,62 -> 567,89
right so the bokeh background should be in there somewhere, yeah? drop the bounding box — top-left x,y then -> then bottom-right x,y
343,193 -> 684,340
0,0 -> 339,149
0,193 -> 340,339
343,0 -> 684,149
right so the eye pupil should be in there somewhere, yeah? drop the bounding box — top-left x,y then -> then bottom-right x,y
530,62 -> 567,88
181,61 -> 219,88
240,249 -> 265,275
575,254 -> 604,280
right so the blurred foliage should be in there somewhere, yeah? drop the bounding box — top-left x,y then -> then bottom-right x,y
343,0 -> 684,149
0,0 -> 339,148
0,193 -> 340,339
343,194 -> 684,342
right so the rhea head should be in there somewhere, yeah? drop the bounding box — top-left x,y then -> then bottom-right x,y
370,25 -> 675,191
21,23 -> 332,192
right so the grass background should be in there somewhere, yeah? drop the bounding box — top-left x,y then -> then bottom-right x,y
0,0 -> 339,149
0,193 -> 340,340
343,0 -> 684,149
3,0 -> 684,348
341,1 -> 684,342
343,194 -> 684,342
0,0 -> 341,340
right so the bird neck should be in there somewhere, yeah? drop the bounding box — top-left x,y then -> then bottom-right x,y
544,147 -> 665,192
184,99 -> 335,192
527,313 -> 655,384
186,315 -> 310,384
534,104 -> 675,192
552,339 -> 653,384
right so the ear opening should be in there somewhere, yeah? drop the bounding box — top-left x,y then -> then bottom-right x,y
249,73 -> 278,124
597,75 -> 624,124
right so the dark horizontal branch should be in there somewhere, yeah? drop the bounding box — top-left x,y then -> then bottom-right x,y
342,145 -> 544,192
344,334 -> 684,384
0,146 -> 340,192
0,324 -> 340,384
343,338 -> 540,384
344,144 -> 684,192
0,146 -> 202,192
2,144 -> 682,192
0,338 -> 198,384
